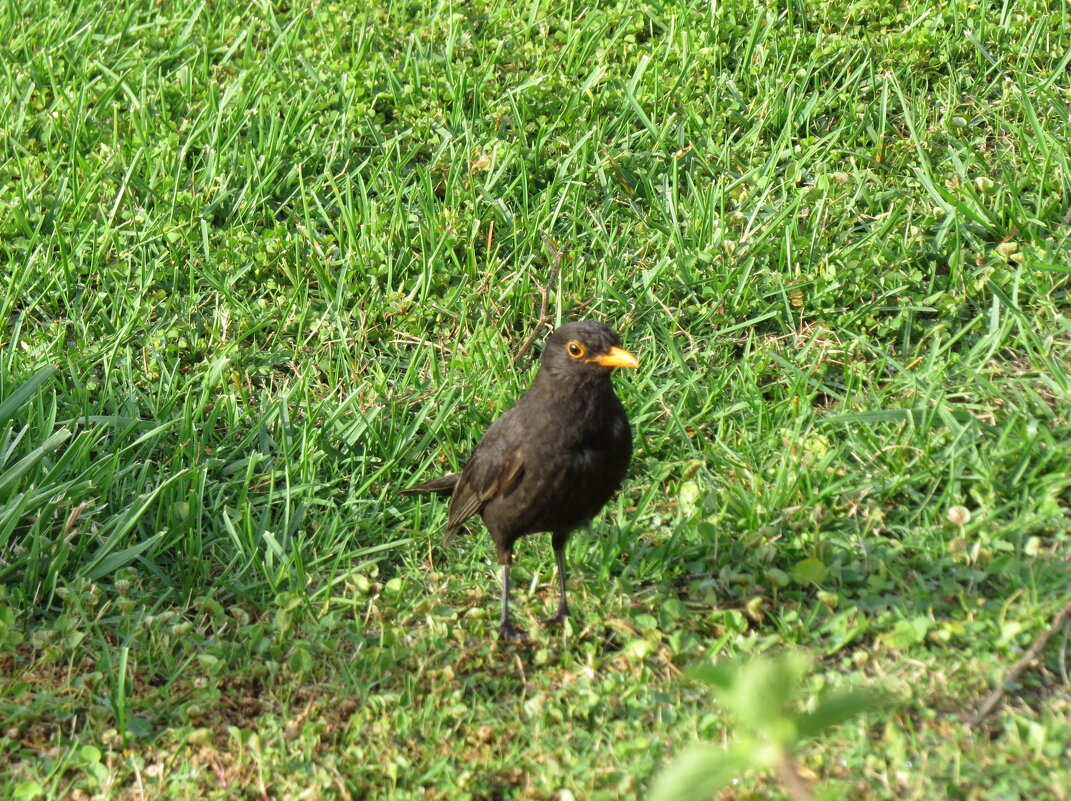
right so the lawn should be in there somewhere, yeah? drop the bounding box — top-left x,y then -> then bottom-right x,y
2,0 -> 1070,798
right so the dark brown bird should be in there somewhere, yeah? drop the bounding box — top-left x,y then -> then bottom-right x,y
400,320 -> 639,641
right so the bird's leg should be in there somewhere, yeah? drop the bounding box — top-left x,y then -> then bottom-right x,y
542,532 -> 571,627
498,555 -> 524,642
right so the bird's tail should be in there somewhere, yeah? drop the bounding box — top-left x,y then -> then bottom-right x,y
398,473 -> 460,496
399,473 -> 465,543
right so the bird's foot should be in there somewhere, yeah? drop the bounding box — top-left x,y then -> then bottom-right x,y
541,608 -> 570,628
499,623 -> 527,643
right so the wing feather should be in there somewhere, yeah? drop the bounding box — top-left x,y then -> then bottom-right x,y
444,448 -> 525,541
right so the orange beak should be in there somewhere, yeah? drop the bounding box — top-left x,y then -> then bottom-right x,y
590,346 -> 639,369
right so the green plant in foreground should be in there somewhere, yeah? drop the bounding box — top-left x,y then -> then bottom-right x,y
652,653 -> 881,801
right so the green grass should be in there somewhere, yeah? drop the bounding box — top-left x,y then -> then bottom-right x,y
2,0 -> 1070,798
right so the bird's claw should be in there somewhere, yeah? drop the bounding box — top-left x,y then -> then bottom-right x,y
499,623 -> 527,643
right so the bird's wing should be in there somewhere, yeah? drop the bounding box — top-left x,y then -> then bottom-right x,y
444,447 -> 525,541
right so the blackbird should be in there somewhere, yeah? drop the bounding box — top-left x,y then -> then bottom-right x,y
400,320 -> 638,641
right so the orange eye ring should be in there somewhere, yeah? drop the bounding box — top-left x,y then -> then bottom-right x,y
566,340 -> 585,359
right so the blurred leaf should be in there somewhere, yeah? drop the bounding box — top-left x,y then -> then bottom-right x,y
690,654 -> 814,732
12,782 -> 44,801
793,558 -> 828,585
797,690 -> 884,739
125,716 -> 154,738
882,617 -> 930,649
649,744 -> 751,801
765,567 -> 790,588
729,653 -> 812,728
688,661 -> 738,691
289,645 -> 314,674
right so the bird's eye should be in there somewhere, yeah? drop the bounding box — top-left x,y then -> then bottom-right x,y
566,340 -> 585,359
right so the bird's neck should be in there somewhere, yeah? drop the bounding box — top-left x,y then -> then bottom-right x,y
531,369 -> 613,403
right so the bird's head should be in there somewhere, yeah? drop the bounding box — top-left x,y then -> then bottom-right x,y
539,320 -> 639,380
